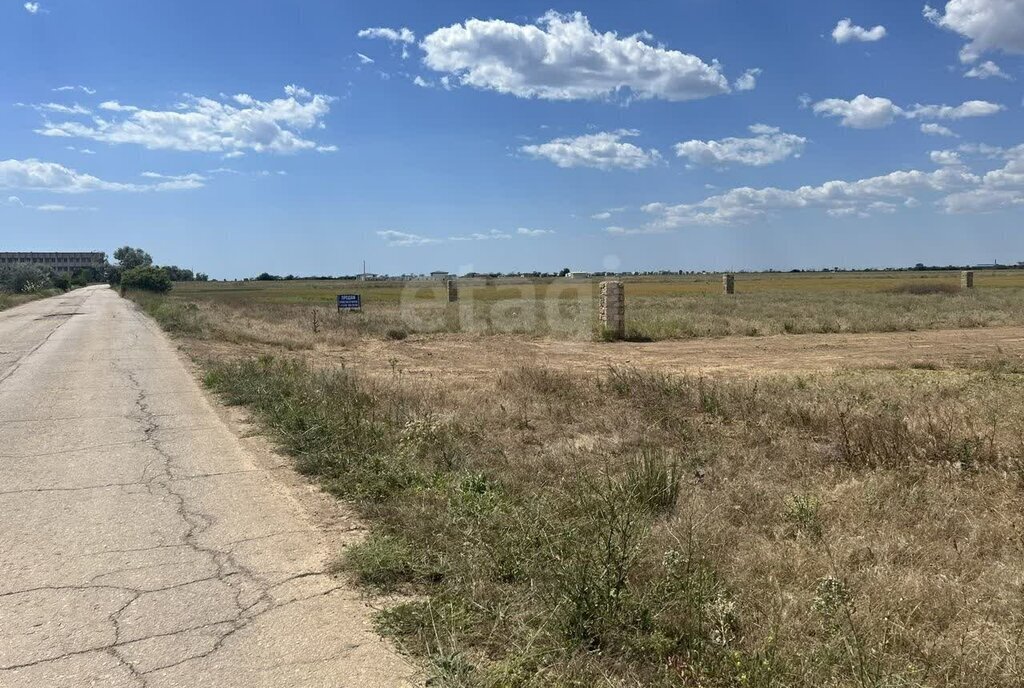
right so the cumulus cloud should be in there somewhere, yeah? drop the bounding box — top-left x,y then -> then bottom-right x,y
921,123 -> 959,137
812,95 -> 903,128
23,2 -> 42,14
614,141 -> 1024,231
964,60 -> 1011,79
521,130 -> 662,170
930,150 -> 963,165
0,159 -> 204,193
941,144 -> 1024,212
910,100 -> 1004,119
832,19 -> 888,43
733,68 -> 761,91
924,0 -> 1024,62
813,94 -> 1003,128
636,166 -> 978,228
358,27 -> 416,43
516,227 -> 554,236
421,11 -> 742,102
35,86 -> 334,155
674,124 -> 806,167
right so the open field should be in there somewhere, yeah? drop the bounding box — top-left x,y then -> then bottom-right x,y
174,271 -> 1024,342
129,277 -> 1024,687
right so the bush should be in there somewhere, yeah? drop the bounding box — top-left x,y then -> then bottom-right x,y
121,266 -> 173,293
0,263 -> 53,293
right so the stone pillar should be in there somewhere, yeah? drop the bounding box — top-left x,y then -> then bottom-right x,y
446,279 -> 459,303
723,274 -> 735,295
960,271 -> 974,290
599,280 -> 625,340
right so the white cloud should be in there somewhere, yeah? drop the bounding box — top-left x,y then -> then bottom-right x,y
33,102 -> 90,115
832,18 -> 888,43
421,11 -> 740,102
924,0 -> 1024,62
521,130 -> 662,170
23,2 -> 42,14
357,27 -> 416,43
53,85 -> 95,95
909,99 -> 1004,119
36,86 -> 334,155
0,159 -> 204,193
964,60 -> 1012,79
813,95 -> 903,128
635,166 -> 980,229
449,229 -> 512,241
813,94 -> 1004,128
733,68 -> 761,91
516,227 -> 554,236
674,124 -> 806,167
316,144 -> 338,153
930,149 -> 963,165
921,123 -> 959,137
356,53 -> 375,65
941,144 -> 1024,212
591,211 -> 612,220
378,230 -> 440,247
98,100 -> 139,112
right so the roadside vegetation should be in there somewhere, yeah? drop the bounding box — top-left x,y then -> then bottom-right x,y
128,284 -> 1024,687
0,262 -> 85,311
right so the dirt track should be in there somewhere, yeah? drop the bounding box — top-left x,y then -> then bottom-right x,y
321,326 -> 1024,385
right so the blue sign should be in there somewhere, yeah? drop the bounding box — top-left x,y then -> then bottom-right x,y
337,294 -> 361,311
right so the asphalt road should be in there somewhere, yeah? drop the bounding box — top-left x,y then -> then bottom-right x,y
0,286 -> 414,687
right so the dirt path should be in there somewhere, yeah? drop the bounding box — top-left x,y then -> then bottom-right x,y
319,326 -> 1024,386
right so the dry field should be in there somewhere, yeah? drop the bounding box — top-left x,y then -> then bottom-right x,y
130,274 -> 1024,687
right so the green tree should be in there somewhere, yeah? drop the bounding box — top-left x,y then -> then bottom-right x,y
113,246 -> 153,270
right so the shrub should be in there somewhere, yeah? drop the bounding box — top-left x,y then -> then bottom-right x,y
121,265 -> 173,293
0,263 -> 53,293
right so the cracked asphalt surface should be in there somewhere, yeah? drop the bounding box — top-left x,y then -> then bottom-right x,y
0,286 -> 416,687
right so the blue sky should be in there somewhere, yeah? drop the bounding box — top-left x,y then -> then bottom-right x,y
2,1 -> 1023,278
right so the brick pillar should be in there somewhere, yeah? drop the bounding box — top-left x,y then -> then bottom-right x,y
723,274 -> 735,295
446,279 -> 459,303
599,281 -> 625,340
960,271 -> 974,290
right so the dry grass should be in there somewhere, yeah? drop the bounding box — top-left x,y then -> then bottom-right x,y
171,274 -> 1024,341
131,288 -> 1024,686
0,291 -> 53,312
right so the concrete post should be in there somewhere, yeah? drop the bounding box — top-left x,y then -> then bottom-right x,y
446,279 -> 459,303
723,274 -> 735,295
599,280 -> 625,340
960,271 -> 974,290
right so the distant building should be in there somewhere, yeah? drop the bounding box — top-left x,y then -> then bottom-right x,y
430,271 -> 450,281
0,252 -> 105,274
568,271 -> 591,280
